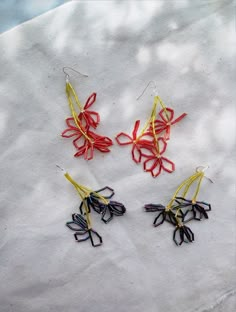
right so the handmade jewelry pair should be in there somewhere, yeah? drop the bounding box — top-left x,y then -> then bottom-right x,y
61,69 -> 186,178
59,67 -> 212,248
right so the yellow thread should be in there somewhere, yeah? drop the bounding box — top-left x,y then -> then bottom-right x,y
66,82 -> 92,143
133,96 -> 170,157
135,96 -> 158,141
166,172 -> 201,210
92,192 -> 109,205
64,173 -> 109,228
135,96 -> 170,143
149,96 -> 169,153
182,173 -> 202,198
64,173 -> 92,229
192,172 -> 204,201
166,170 -> 205,225
81,198 -> 92,228
134,96 -> 161,155
157,96 -> 170,121
66,82 -> 83,111
151,97 -> 159,153
174,209 -> 183,226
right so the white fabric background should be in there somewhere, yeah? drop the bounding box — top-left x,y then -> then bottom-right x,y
0,1 -> 235,311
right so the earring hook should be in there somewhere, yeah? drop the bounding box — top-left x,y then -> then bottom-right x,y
63,67 -> 88,82
56,164 -> 66,173
196,165 -> 209,173
136,80 -> 158,100
196,165 -> 213,183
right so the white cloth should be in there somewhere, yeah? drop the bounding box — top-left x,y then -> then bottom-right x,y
0,1 -> 235,311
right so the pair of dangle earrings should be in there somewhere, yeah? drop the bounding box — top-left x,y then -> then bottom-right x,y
58,165 -> 212,248
61,69 -> 187,178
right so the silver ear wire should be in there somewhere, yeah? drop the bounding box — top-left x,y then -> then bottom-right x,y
56,164 -> 66,173
62,67 -> 88,82
196,165 -> 209,173
196,165 -> 213,183
136,80 -> 158,100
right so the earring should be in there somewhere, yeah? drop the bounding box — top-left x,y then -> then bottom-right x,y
61,67 -> 113,160
57,166 -> 126,247
115,81 -> 187,177
144,166 -> 213,246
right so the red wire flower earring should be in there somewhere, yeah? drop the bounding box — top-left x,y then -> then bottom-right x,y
61,67 -> 113,160
115,81 -> 187,177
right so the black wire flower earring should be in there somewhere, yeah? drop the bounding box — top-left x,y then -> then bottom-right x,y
57,166 -> 126,247
144,166 -> 213,246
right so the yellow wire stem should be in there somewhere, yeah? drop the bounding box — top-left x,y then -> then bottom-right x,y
135,95 -> 170,144
132,95 -> 171,159
66,82 -> 92,142
64,173 -> 109,229
147,96 -> 169,152
192,172 -> 204,202
66,82 -> 83,111
135,96 -> 159,141
181,173 -> 202,198
166,172 -> 202,210
173,172 -> 205,225
64,173 -> 92,228
151,97 -> 160,153
157,96 -> 170,122
134,96 -> 162,155
174,175 -> 198,218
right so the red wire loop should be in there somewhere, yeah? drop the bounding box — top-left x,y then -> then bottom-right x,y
76,93 -> 100,129
143,138 -> 175,177
116,121 -> 154,163
62,93 -> 113,160
151,108 -> 187,140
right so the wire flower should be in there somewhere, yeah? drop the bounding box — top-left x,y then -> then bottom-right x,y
115,96 -> 185,177
150,108 -> 187,140
78,93 -> 100,129
175,197 -> 211,221
62,117 -> 113,160
151,107 -> 187,141
61,116 -> 85,142
73,130 -> 113,160
116,120 -> 154,163
145,204 -> 178,226
66,214 -> 102,247
173,225 -> 194,246
62,81 -> 113,160
100,201 -> 126,223
142,138 -> 175,177
144,168 -> 212,247
79,186 -> 126,223
79,186 -> 115,214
